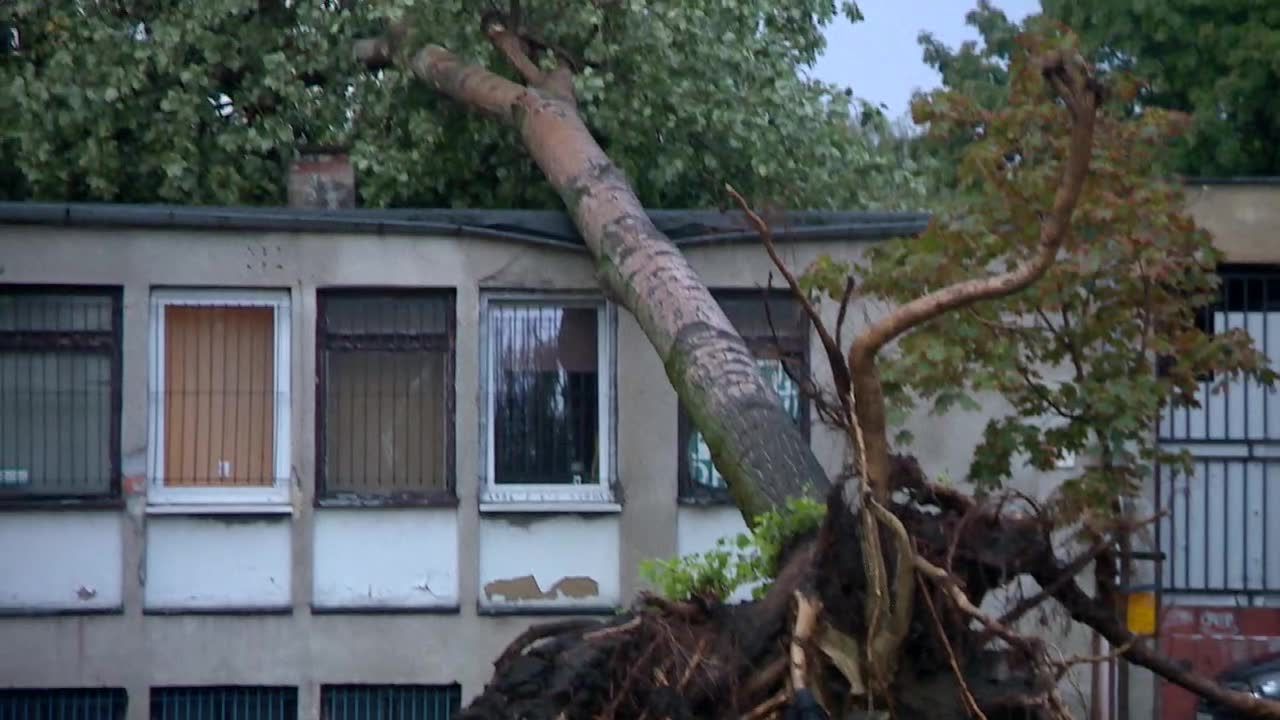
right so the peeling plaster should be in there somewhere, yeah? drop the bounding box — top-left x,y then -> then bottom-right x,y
483,575 -> 600,603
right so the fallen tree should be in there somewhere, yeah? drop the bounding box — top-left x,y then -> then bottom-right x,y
356,9 -> 1280,720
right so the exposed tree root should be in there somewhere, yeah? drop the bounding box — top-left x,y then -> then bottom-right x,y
457,455 -> 1280,720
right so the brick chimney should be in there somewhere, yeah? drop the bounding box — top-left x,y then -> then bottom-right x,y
287,148 -> 356,209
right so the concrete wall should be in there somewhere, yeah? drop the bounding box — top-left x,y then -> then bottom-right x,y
0,183 -> 1274,719
0,223 -> 915,718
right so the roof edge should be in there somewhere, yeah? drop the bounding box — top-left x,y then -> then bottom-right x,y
0,202 -> 929,247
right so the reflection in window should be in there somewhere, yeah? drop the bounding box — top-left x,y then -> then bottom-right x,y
489,303 -> 600,485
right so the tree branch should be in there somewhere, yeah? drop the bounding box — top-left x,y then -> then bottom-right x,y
845,55 -> 1101,501
727,185 -> 853,412
1037,567 -> 1280,720
483,17 -> 546,86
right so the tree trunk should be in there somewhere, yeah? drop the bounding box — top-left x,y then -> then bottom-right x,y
366,41 -> 830,521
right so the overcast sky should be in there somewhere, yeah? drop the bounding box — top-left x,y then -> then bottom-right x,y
810,0 -> 1041,120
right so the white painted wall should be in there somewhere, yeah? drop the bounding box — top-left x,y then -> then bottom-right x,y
675,506 -> 756,603
0,511 -> 123,611
312,508 -> 459,609
478,514 -> 620,609
144,515 -> 291,610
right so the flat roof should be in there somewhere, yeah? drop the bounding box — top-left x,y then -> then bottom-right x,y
0,202 -> 931,250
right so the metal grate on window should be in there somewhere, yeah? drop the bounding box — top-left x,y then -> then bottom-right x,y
0,288 -> 121,500
488,301 -> 602,486
317,290 -> 455,501
150,687 -> 296,720
0,688 -> 127,720
320,685 -> 460,720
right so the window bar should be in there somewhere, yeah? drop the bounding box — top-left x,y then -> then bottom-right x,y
1177,466 -> 1187,589
1267,276 -> 1273,439
1224,459 -> 1233,589
1245,277 -> 1253,440
1244,459 -> 1253,591
1202,459 -> 1211,591
1264,461 -> 1273,591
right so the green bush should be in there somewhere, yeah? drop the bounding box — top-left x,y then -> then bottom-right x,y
639,497 -> 826,602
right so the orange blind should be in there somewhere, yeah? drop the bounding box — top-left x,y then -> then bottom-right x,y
163,306 -> 275,486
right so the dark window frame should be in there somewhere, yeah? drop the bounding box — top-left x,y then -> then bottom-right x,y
315,287 -> 457,508
0,284 -> 123,507
677,289 -> 811,505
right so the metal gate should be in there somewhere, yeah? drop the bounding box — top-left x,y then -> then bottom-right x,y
1155,265 -> 1280,719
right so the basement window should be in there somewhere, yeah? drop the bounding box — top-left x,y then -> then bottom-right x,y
0,688 -> 128,720
479,292 -> 616,510
150,687 -> 296,720
320,684 -> 461,720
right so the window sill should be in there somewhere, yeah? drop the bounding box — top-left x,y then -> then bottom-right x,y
316,493 -> 459,509
479,484 -> 620,513
477,603 -> 620,617
677,494 -> 734,507
479,501 -> 622,514
145,503 -> 294,516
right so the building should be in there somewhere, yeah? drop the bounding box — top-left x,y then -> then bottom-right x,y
0,179 -> 1275,720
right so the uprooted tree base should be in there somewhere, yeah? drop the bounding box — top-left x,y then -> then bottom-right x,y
459,456 -> 1076,720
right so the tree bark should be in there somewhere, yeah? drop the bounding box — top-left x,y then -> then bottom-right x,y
361,41 -> 829,520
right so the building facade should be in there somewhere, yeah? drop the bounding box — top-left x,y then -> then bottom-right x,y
0,182 -> 1275,720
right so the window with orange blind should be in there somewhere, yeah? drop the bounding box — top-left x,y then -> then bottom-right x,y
148,289 -> 291,506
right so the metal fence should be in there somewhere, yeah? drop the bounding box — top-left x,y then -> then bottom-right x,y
1157,458 -> 1280,593
320,685 -> 460,720
0,688 -> 127,720
1157,266 -> 1280,596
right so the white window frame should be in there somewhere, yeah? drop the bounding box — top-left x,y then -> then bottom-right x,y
479,291 -> 617,511
146,288 -> 292,507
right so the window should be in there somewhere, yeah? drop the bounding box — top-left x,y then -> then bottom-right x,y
0,688 -> 127,720
321,685 -> 460,720
317,289 -> 455,504
151,687 -> 296,720
480,293 -> 615,507
0,287 -> 121,501
147,289 -> 291,506
678,291 -> 809,503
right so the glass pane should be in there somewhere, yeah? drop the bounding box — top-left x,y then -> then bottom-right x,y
687,358 -> 800,491
0,352 -> 112,495
490,303 -> 599,485
323,294 -> 450,336
163,306 -> 275,487
0,293 -> 113,332
324,350 -> 447,494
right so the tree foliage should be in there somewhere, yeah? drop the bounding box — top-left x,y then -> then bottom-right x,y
0,0 -> 927,210
857,28 -> 1277,527
919,0 -> 1280,177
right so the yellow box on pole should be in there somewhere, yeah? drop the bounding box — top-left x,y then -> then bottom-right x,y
1126,591 -> 1158,636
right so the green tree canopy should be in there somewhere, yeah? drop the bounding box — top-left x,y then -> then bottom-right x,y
867,28 -> 1276,522
0,0 -> 926,210
917,0 -> 1280,177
